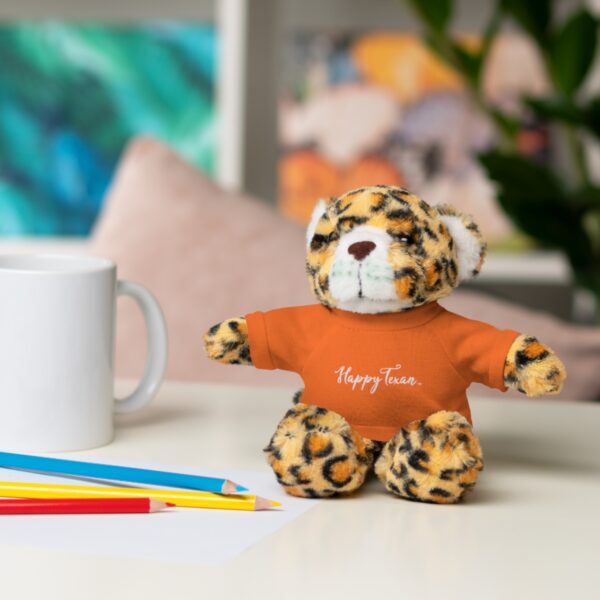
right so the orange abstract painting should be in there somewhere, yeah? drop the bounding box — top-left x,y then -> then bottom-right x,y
278,32 -> 549,248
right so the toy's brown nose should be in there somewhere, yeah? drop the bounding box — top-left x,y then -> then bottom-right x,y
348,241 -> 376,261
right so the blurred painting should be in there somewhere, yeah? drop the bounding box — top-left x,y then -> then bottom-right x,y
0,22 -> 216,236
279,32 -> 550,248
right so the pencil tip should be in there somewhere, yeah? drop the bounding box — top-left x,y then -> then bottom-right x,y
149,500 -> 174,512
222,480 -> 248,494
254,496 -> 281,511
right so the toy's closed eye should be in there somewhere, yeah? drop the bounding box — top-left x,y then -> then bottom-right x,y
310,234 -> 329,251
310,231 -> 339,251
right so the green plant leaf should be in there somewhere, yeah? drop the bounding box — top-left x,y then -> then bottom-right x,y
501,0 -> 551,42
489,108 -> 521,139
573,186 -> 600,212
548,9 -> 598,95
406,0 -> 452,33
583,97 -> 600,139
449,40 -> 481,85
481,3 -> 501,58
525,96 -> 583,124
479,151 -> 564,200
422,30 -> 447,58
526,95 -> 600,141
582,209 -> 600,256
478,151 -> 594,268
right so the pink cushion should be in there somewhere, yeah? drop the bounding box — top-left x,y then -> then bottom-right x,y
91,137 -> 312,387
91,136 -> 600,401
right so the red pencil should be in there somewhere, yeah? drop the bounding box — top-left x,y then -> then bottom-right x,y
0,497 -> 174,515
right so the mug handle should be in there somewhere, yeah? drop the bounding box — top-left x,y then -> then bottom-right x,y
114,280 -> 168,414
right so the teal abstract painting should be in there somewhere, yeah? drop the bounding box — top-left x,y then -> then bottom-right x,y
0,22 -> 217,236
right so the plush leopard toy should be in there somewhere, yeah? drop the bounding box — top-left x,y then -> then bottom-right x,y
204,185 -> 566,504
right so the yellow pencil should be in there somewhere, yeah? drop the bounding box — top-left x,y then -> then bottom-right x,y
0,481 -> 280,511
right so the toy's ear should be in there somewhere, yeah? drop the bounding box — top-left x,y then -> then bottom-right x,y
306,199 -> 329,249
436,205 -> 487,282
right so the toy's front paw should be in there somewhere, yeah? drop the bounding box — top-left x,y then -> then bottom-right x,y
264,402 -> 379,498
203,317 -> 252,365
375,411 -> 483,504
504,335 -> 566,397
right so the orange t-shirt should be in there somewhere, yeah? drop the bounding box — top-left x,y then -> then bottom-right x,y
246,302 -> 519,441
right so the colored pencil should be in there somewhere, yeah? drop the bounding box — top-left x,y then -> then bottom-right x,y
0,451 -> 247,494
0,497 -> 172,515
0,481 -> 280,511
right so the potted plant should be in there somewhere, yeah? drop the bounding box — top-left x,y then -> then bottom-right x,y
406,0 -> 600,319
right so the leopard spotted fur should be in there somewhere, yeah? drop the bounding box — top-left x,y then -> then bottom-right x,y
204,317 -> 252,365
263,403 -> 483,503
204,185 -> 567,504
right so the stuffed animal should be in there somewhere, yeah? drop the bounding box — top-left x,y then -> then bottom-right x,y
204,185 -> 566,503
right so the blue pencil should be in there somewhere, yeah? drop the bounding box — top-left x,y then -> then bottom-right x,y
0,452 -> 248,495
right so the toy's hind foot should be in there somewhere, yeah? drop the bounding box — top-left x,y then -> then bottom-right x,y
264,403 -> 380,498
375,411 -> 483,504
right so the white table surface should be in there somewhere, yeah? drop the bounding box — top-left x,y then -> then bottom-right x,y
1,381 -> 598,600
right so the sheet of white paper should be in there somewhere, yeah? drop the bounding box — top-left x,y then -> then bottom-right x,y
0,462 -> 319,565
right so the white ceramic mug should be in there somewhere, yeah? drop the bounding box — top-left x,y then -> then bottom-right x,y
0,254 -> 167,452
